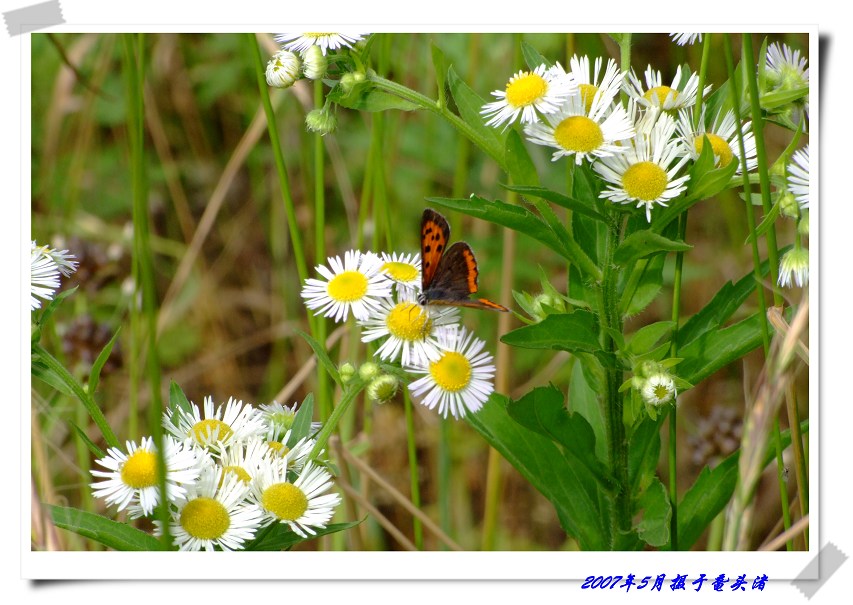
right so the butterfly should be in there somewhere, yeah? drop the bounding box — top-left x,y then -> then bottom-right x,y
417,208 -> 509,312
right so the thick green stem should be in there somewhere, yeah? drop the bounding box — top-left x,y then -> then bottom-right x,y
309,381 -> 366,461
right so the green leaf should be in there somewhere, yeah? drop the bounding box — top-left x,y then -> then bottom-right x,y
626,321 -> 675,357
298,330 -> 341,385
501,184 -> 607,222
504,129 -> 539,187
507,385 -> 615,491
569,358 -> 607,462
33,286 -> 78,331
614,230 -> 691,267
425,195 -> 573,261
49,505 -> 165,551
521,41 -> 551,70
761,85 -> 809,111
89,327 -> 121,396
168,380 -> 194,419
622,253 -> 665,317
246,520 -> 363,551
329,81 -> 420,112
446,66 -> 505,164
431,42 -> 447,106
31,357 -> 75,397
70,422 -> 106,458
635,478 -> 671,547
501,310 -> 600,352
628,415 -> 665,494
467,393 -> 611,549
676,258 -> 775,349
685,156 -> 740,204
286,394 -> 315,446
678,311 -> 765,386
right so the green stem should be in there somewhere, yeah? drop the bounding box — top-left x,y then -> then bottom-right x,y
313,79 -> 330,423
403,389 -> 423,549
741,34 -> 794,550
122,33 -> 169,548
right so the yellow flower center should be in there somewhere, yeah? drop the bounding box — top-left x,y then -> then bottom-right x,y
261,482 -> 309,521
694,133 -> 734,167
267,441 -> 290,457
380,261 -> 419,283
644,85 -> 679,106
553,116 -> 604,153
120,449 -> 157,489
386,302 -> 432,342
429,351 -> 472,393
505,72 -> 548,108
652,383 -> 671,401
304,32 -> 335,37
179,497 -> 231,540
221,465 -> 252,485
578,83 -> 599,113
190,419 -> 233,445
622,161 -> 669,201
327,270 -> 368,302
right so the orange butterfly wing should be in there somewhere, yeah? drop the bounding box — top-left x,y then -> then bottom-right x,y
420,208 -> 450,290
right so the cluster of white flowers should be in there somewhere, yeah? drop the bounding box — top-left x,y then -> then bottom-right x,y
266,33 -> 367,89
479,53 -> 763,222
301,249 -> 496,419
90,396 -> 340,551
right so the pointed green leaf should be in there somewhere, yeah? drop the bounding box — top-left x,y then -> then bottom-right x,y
89,327 -> 121,396
49,505 -> 165,551
169,379 -> 194,419
678,311 -> 765,386
328,81 -> 420,112
447,66 -> 505,164
761,85 -> 809,110
504,129 -> 539,187
501,310 -> 600,352
501,184 -> 607,222
569,357 -> 607,461
70,422 -> 106,459
431,42 -> 447,106
614,230 -> 691,267
466,393 -> 611,549
626,321 -> 675,357
246,520 -> 363,551
31,357 -> 74,397
521,41 -> 551,70
33,286 -> 78,331
286,394 -> 315,446
298,330 -> 341,385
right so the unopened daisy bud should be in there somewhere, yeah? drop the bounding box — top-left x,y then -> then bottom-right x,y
339,71 -> 365,95
359,361 -> 380,381
305,108 -> 337,135
531,293 -> 563,321
641,373 -> 677,407
778,247 -> 809,288
266,50 -> 302,88
339,362 -> 356,384
367,375 -> 400,404
302,45 -> 327,80
779,191 -> 799,219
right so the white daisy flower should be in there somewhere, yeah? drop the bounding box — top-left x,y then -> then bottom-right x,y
265,49 -> 301,89
259,400 -> 321,441
676,107 -> 757,174
407,326 -> 496,419
159,465 -> 264,551
251,460 -> 342,538
378,251 -> 422,295
594,108 -> 691,222
524,58 -> 634,165
219,437 -> 273,486
641,373 -> 677,406
778,247 -> 809,288
164,396 -> 267,453
788,145 -> 810,209
275,33 -> 366,56
625,64 -> 710,112
359,288 -> 460,366
90,435 -> 206,516
669,33 -> 703,46
481,63 -> 577,129
301,250 -> 393,323
30,240 -> 78,310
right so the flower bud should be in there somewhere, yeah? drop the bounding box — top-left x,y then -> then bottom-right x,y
339,362 -> 356,384
358,361 -> 380,381
367,375 -> 400,404
266,50 -> 301,88
305,108 -> 338,136
302,45 -> 327,80
778,191 -> 799,219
